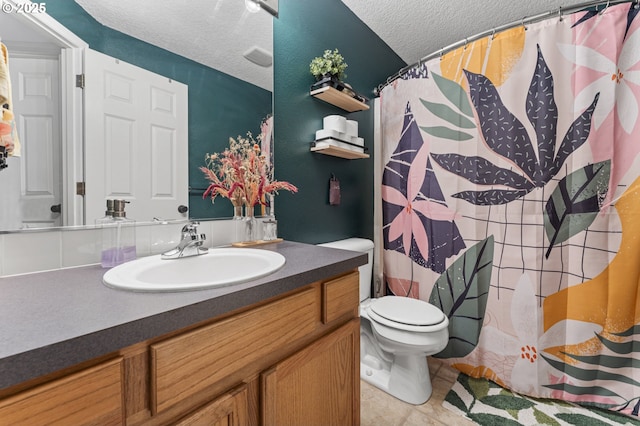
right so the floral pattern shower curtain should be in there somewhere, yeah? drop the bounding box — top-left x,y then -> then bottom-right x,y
380,2 -> 640,416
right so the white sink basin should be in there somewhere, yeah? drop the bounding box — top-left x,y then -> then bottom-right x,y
103,248 -> 286,292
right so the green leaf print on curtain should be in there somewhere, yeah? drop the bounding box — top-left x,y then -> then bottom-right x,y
420,73 -> 475,141
542,324 -> 640,415
429,236 -> 494,358
543,160 -> 611,258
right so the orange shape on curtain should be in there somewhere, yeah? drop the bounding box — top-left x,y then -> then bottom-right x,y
452,363 -> 508,388
440,26 -> 525,88
543,175 -> 640,335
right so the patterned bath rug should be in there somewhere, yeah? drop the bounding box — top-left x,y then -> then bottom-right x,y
443,373 -> 640,425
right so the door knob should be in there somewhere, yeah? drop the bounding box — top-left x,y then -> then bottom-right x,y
50,204 -> 62,213
178,205 -> 188,213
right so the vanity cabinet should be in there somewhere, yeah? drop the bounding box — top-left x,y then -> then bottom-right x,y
0,270 -> 360,426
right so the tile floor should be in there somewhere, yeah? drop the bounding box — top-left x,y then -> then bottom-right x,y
361,357 -> 476,426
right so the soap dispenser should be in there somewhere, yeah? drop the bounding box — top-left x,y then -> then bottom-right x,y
98,199 -> 136,268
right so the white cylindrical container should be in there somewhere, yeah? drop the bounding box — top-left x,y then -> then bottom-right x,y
323,115 -> 346,133
346,120 -> 358,137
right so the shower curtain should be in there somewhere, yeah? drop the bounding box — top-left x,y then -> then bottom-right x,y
380,2 -> 640,417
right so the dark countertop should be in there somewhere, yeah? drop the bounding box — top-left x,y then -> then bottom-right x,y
0,241 -> 366,390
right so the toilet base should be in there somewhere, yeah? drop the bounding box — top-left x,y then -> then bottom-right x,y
360,352 -> 433,405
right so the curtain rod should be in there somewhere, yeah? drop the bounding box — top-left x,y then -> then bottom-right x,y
374,0 -> 637,95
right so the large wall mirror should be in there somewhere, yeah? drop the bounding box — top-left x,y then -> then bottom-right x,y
0,0 -> 274,233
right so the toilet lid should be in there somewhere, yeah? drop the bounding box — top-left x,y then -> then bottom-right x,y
369,296 -> 445,326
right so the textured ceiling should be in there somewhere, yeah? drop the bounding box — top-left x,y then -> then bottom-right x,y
341,0 -> 588,66
74,0 -> 597,93
75,0 -> 273,91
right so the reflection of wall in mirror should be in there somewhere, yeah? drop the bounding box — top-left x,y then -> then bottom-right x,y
44,2 -> 273,222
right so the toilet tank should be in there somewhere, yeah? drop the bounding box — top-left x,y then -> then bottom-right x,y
318,238 -> 374,302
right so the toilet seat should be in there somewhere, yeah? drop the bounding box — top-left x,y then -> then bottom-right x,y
367,296 -> 446,332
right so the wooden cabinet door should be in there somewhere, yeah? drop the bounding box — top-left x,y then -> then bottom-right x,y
175,384 -> 248,426
0,357 -> 124,426
261,319 -> 360,426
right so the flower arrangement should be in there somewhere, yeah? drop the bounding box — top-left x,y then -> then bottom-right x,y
309,49 -> 348,81
200,131 -> 297,212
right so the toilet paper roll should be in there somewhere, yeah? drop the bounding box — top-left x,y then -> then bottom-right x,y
352,137 -> 364,146
323,115 -> 346,133
346,120 -> 358,137
316,129 -> 343,140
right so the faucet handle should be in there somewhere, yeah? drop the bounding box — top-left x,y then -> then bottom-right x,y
162,221 -> 208,259
181,221 -> 200,234
181,221 -> 206,243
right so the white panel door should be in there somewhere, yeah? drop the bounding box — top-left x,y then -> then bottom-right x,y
1,56 -> 61,230
84,49 -> 188,224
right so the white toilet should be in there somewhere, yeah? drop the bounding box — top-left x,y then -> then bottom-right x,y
319,238 -> 449,405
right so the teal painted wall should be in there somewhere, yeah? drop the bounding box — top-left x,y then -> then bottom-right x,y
273,0 -> 405,243
46,1 -> 272,220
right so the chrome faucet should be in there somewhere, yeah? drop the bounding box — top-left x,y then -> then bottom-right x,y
161,221 -> 208,259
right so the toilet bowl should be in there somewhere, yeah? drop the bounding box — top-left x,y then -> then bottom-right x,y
318,238 -> 449,405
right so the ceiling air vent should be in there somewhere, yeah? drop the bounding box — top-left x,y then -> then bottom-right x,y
243,46 -> 273,67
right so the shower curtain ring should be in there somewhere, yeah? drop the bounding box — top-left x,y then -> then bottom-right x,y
491,28 -> 496,40
558,6 -> 563,22
439,48 -> 444,61
599,0 -> 610,15
635,0 -> 639,10
521,17 -> 527,30
463,38 -> 468,50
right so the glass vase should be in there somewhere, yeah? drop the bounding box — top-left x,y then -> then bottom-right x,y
232,202 -> 243,220
243,204 -> 258,242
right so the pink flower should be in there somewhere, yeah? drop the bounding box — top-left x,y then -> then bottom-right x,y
382,145 -> 457,258
201,131 -> 297,207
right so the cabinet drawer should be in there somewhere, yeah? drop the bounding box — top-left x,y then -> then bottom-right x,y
0,357 -> 124,426
322,271 -> 359,324
151,286 -> 318,414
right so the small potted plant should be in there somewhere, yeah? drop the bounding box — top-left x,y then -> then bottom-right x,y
309,49 -> 348,90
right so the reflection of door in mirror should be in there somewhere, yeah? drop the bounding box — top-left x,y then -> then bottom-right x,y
84,49 -> 188,225
5,56 -> 62,229
0,5 -> 86,232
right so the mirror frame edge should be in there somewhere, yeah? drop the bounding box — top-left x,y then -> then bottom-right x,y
258,0 -> 279,18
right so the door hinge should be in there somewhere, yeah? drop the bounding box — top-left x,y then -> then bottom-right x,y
75,74 -> 85,89
76,182 -> 86,196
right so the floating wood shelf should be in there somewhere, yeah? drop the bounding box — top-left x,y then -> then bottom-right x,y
310,86 -> 370,112
310,144 -> 369,160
